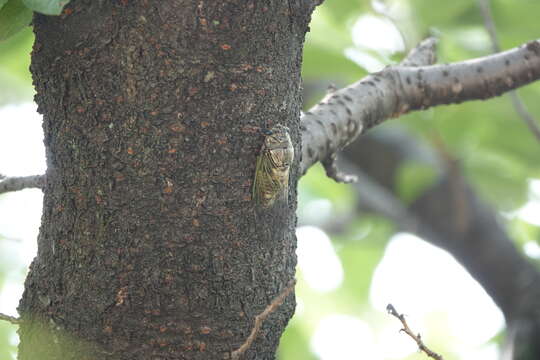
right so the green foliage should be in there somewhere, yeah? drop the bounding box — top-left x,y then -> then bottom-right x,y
22,0 -> 69,15
0,0 -> 70,42
278,320 -> 317,360
334,217 -> 392,301
291,1 -> 540,358
302,2 -> 368,83
509,218 -> 540,249
0,26 -> 33,104
0,322 -> 17,360
298,164 -> 356,213
409,0 -> 479,32
0,0 -> 32,41
395,162 -> 438,204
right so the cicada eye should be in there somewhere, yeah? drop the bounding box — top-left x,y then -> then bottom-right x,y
261,128 -> 273,136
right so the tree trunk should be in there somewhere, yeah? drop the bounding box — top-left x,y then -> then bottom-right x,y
18,1 -> 313,359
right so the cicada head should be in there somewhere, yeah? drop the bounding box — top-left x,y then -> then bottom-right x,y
263,124 -> 290,148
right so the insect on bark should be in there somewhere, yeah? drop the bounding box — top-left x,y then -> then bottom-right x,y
252,124 -> 294,208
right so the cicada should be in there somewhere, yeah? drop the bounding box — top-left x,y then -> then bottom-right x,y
252,124 -> 294,208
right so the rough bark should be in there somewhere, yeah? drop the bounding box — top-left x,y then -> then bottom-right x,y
17,1 -> 314,359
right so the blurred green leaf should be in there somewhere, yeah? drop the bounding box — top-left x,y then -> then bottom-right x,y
335,216 -> 392,304
278,320 -> 317,360
302,44 -> 366,82
0,25 -> 33,104
316,0 -> 369,29
0,0 -> 9,10
465,147 -> 530,211
22,0 -> 70,15
298,164 -> 357,215
492,0 -> 540,49
0,321 -> 17,360
303,4 -> 367,82
509,218 -> 540,248
395,162 -> 438,204
408,0 -> 479,33
0,0 -> 32,42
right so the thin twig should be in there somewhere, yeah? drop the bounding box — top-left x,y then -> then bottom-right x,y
386,304 -> 443,360
0,174 -> 45,195
0,312 -> 20,325
230,280 -> 296,360
477,0 -> 501,53
477,0 -> 540,143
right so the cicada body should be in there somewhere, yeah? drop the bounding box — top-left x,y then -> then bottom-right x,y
252,124 -> 294,208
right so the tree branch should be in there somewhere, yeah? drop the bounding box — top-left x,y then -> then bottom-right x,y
0,312 -> 20,325
386,304 -> 444,360
300,38 -> 540,176
0,175 -> 45,195
477,0 -> 540,142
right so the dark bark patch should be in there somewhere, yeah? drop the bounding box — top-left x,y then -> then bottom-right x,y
24,1 -> 303,358
343,95 -> 353,102
330,122 -> 337,135
526,41 -> 540,55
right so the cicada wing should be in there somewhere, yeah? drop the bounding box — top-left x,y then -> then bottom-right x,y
253,149 -> 283,208
252,152 -> 265,205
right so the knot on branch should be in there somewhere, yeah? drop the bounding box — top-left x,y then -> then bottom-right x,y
321,153 -> 357,183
